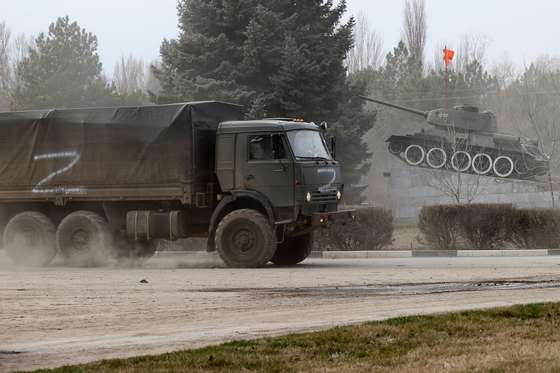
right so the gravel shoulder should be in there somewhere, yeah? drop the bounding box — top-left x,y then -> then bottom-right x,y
2,252 -> 560,372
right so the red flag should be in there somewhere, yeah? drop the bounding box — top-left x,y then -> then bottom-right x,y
443,48 -> 455,66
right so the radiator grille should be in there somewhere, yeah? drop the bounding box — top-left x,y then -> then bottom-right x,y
310,191 -> 338,203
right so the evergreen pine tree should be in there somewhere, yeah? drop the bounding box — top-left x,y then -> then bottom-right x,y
12,16 -> 117,110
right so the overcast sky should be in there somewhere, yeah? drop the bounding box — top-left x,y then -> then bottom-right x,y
2,0 -> 559,76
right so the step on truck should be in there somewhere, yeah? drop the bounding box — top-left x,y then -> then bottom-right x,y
0,101 -> 354,268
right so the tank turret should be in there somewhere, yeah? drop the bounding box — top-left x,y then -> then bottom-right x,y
359,95 -> 547,181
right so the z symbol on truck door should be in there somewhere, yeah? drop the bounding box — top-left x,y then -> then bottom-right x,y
32,151 -> 83,194
318,167 -> 337,192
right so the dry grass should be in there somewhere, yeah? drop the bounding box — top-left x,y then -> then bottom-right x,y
22,302 -> 560,373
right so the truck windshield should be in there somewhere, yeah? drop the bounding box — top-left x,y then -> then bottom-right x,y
287,130 -> 332,160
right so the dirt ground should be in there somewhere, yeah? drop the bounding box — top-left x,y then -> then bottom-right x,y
2,251 -> 560,372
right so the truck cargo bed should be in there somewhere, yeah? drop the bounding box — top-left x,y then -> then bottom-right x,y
0,101 -> 244,204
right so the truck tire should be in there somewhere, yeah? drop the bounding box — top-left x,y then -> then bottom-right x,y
270,233 -> 313,266
3,212 -> 56,267
215,209 -> 276,268
56,211 -> 112,267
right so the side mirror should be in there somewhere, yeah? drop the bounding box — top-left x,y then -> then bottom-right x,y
329,136 -> 336,160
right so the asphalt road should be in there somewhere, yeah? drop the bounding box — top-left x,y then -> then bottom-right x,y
2,252 -> 560,372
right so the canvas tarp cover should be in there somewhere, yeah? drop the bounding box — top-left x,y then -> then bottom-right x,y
0,101 -> 244,193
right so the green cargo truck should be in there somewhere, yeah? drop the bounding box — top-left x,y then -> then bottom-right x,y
0,101 -> 353,268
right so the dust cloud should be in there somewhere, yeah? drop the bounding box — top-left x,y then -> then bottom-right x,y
0,240 -> 225,271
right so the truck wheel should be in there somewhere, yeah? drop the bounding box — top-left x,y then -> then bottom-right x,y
3,212 -> 56,267
56,211 -> 112,267
215,209 -> 276,268
270,233 -> 313,266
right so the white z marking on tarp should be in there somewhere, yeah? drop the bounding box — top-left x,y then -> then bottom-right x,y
318,168 -> 337,192
32,151 -> 83,194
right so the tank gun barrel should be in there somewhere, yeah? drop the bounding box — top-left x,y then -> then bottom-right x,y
359,96 -> 428,118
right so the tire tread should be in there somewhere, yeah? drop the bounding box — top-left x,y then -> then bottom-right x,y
3,211 -> 56,267
215,209 -> 275,268
56,210 -> 111,267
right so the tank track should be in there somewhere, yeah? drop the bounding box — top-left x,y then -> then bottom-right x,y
387,135 -> 548,181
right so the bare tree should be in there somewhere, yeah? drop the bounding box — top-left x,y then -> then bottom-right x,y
492,53 -> 517,89
403,0 -> 427,70
9,33 -> 33,100
425,171 -> 486,204
456,34 -> 491,75
347,12 -> 383,74
423,126 -> 488,204
145,60 -> 162,98
113,55 -> 146,96
0,23 -> 33,111
0,22 -> 11,110
514,59 -> 560,207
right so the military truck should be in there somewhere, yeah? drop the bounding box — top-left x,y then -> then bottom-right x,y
0,101 -> 353,268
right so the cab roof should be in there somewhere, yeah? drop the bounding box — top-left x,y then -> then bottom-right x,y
218,119 -> 320,133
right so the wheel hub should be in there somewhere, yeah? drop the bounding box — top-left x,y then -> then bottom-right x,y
72,229 -> 91,251
20,228 -> 38,247
232,228 -> 256,253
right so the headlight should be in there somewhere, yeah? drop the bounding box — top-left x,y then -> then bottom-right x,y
336,190 -> 342,200
306,192 -> 312,203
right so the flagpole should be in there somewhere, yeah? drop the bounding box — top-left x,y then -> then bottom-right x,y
444,46 -> 448,110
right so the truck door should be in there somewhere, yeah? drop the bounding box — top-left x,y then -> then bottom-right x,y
237,133 -> 294,208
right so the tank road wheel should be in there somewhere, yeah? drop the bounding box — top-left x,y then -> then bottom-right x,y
451,151 -> 472,172
388,142 -> 403,155
426,148 -> 447,169
56,211 -> 112,267
472,153 -> 493,175
493,156 -> 515,178
270,233 -> 313,266
3,212 -> 56,267
215,209 -> 276,268
404,145 -> 425,166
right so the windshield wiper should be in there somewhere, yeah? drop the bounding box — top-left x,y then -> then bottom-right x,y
296,156 -> 331,161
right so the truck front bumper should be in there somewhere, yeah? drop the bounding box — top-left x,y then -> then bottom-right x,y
312,209 -> 356,227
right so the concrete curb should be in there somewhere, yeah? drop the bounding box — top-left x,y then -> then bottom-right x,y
413,250 -> 457,258
321,251 -> 411,259
457,250 -> 549,257
313,249 -> 559,258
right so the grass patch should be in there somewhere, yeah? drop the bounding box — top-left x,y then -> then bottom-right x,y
22,303 -> 560,373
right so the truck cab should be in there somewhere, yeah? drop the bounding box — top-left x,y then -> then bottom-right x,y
208,119 -> 353,267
